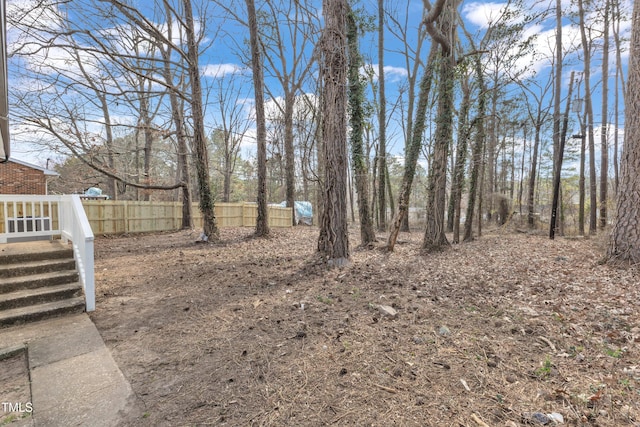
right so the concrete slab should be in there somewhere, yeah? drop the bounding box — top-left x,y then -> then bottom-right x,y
28,319 -> 105,368
0,313 -> 91,347
31,348 -> 133,427
0,314 -> 134,426
0,240 -> 69,260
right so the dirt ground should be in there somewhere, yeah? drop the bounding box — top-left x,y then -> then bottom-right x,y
89,226 -> 640,427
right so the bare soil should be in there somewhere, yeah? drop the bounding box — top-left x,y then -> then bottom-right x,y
89,226 -> 640,426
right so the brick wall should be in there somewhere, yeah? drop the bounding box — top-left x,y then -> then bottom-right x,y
0,161 -> 47,195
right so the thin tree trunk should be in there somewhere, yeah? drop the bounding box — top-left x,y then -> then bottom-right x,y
464,55 -> 487,242
246,0 -> 270,237
385,162 -> 395,217
613,0 -> 623,193
159,4 -> 191,228
550,0 -> 563,235
578,0 -> 598,234
527,122 -> 542,228
486,80 -> 499,222
285,90 -> 296,225
550,71 -> 575,239
517,126 -> 527,215
377,0 -> 387,232
599,0 -> 610,229
578,119 -> 586,235
184,0 -> 218,241
450,74 -> 471,243
386,45 -> 437,251
347,10 -> 376,246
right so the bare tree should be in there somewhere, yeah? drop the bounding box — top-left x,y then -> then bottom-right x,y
210,74 -> 251,202
578,0 -> 598,234
261,1 -> 319,225
599,0 -> 610,229
182,0 -> 219,240
376,0 -> 387,231
245,0 -> 270,237
386,2 -> 430,232
386,44 -> 437,251
347,9 -> 376,246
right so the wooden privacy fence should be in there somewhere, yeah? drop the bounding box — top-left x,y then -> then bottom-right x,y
81,201 -> 292,235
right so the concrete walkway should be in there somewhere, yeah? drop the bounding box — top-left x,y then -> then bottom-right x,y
0,314 -> 134,426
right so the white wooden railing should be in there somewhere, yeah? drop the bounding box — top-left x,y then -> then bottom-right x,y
0,195 -> 95,311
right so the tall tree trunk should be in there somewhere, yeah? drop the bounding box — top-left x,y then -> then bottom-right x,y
246,0 -> 270,237
550,71 -> 575,239
318,0 -> 350,266
285,89 -> 296,225
422,0 -> 457,251
517,126 -> 527,215
377,0 -> 387,231
550,0 -> 563,234
599,0 -> 610,229
527,121 -> 542,228
463,54 -> 487,242
347,10 -> 376,246
385,163 -> 395,216
486,78 -> 499,222
183,0 -> 217,239
613,0 -> 624,193
140,91 -> 153,202
607,0 -> 640,263
184,0 -> 218,241
423,52 -> 453,251
578,0 -> 598,234
159,4 -> 191,228
578,118 -> 586,235
449,74 -> 471,242
386,45 -> 437,251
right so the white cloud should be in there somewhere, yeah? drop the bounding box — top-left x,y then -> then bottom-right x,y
201,63 -> 245,79
365,64 -> 408,83
462,2 -> 512,29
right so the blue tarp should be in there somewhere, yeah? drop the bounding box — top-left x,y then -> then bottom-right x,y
279,201 -> 313,225
85,187 -> 103,196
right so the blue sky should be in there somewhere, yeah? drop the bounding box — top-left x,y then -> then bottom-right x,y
5,0 -> 632,173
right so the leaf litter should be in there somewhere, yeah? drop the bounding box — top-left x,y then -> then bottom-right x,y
91,226 -> 640,426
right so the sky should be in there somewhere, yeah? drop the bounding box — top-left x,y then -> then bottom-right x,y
4,0 -> 633,174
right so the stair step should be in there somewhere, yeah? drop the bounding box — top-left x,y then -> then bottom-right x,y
0,283 -> 83,311
0,270 -> 79,295
0,258 -> 77,279
0,297 -> 86,328
0,241 -> 74,264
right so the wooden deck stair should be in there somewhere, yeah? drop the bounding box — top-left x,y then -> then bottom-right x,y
0,241 -> 85,328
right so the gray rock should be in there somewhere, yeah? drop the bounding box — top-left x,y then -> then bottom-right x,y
547,413 -> 564,424
438,326 -> 451,337
378,304 -> 398,319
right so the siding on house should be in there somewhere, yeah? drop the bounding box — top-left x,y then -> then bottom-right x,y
0,159 -> 57,195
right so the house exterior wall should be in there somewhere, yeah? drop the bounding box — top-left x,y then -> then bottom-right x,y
0,161 -> 47,195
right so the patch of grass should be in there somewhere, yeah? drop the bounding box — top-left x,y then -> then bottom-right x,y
568,345 -> 584,357
317,295 -> 334,305
349,287 -> 361,299
1,415 -> 17,426
604,347 -> 624,358
535,356 -> 554,378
